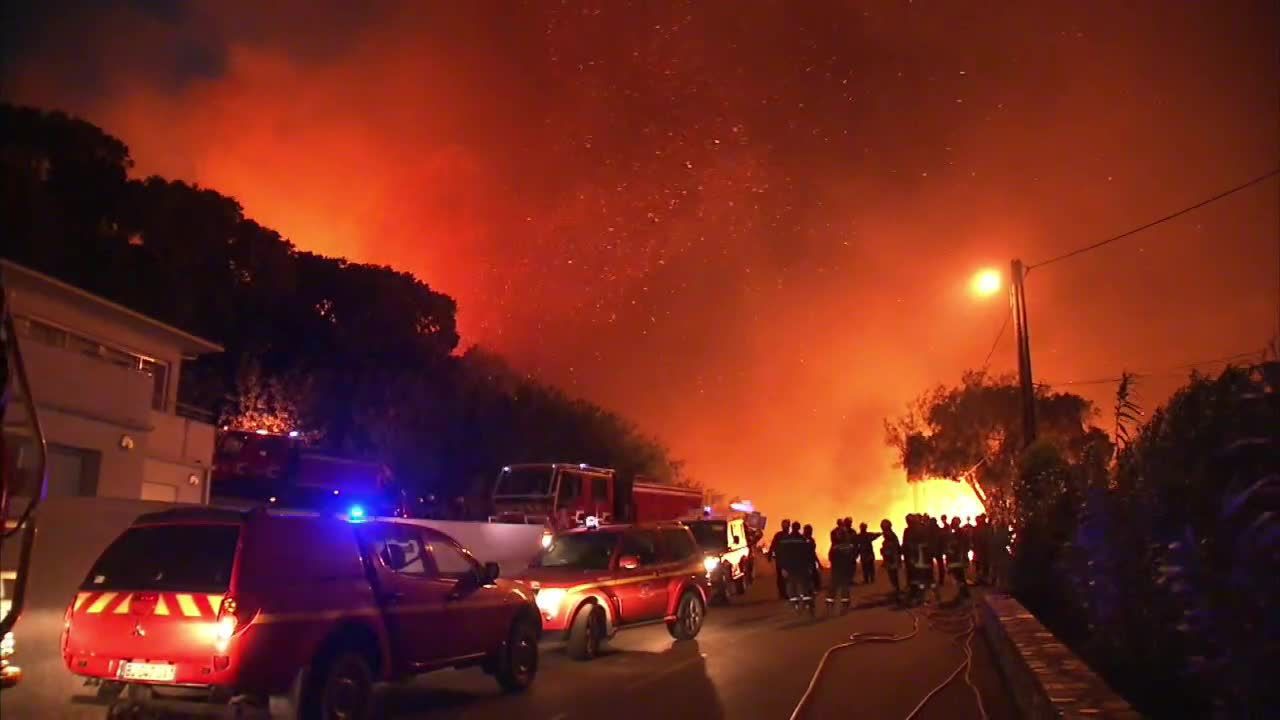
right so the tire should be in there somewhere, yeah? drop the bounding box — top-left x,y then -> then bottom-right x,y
667,590 -> 705,641
733,576 -> 748,595
302,649 -> 375,720
495,616 -> 539,692
566,604 -> 605,661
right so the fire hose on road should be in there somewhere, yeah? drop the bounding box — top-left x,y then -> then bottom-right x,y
789,601 -> 988,720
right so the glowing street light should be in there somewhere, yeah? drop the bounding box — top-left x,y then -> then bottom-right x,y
969,261 -> 1037,446
970,268 -> 1002,298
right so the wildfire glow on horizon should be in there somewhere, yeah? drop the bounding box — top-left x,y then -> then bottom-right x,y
5,1 -> 1275,532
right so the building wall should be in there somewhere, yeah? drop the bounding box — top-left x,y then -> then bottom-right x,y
3,268 -> 217,503
4,403 -> 147,500
17,340 -> 153,430
4,280 -> 187,414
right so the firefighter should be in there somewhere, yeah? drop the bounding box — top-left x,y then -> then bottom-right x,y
879,518 -> 903,602
903,514 -> 939,606
802,523 -> 821,592
777,521 -> 815,614
826,521 -> 856,614
947,517 -> 971,600
991,519 -> 1011,588
931,515 -> 947,587
973,515 -> 991,584
856,522 -> 881,585
768,519 -> 792,600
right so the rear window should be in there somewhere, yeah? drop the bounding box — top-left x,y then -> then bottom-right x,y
83,524 -> 240,593
660,528 -> 699,562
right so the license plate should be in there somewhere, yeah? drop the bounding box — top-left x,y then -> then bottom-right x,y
120,662 -> 176,682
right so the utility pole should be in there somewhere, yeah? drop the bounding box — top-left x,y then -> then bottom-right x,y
1010,259 -> 1037,447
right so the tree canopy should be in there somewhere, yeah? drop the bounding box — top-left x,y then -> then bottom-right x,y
0,103 -> 689,506
884,370 -> 1110,519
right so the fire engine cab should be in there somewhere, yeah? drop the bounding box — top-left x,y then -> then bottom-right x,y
490,463 -> 703,530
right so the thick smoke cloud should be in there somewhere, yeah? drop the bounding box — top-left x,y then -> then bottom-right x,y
6,1 -> 1277,532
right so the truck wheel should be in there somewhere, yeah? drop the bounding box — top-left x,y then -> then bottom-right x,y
667,590 -> 705,641
495,617 -> 539,692
566,604 -> 605,661
304,650 -> 374,720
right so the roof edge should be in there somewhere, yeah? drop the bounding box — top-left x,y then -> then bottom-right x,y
1,259 -> 224,355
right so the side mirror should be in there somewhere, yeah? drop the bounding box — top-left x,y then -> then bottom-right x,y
483,561 -> 500,583
618,555 -> 641,570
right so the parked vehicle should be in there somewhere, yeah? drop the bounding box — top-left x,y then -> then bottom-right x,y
491,463 -> 703,529
62,506 -> 541,719
685,515 -> 755,603
0,269 -> 49,692
0,572 -> 18,688
211,430 -> 404,517
517,522 -> 708,660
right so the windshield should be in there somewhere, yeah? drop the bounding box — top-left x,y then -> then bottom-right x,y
83,524 -> 240,593
494,467 -> 554,497
538,532 -> 618,570
686,521 -> 728,551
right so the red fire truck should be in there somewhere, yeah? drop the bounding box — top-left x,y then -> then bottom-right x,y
211,430 -> 403,517
490,463 -> 703,530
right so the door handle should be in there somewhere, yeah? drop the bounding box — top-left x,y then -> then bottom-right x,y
381,591 -> 405,605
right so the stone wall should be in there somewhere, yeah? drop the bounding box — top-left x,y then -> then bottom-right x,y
980,592 -> 1141,719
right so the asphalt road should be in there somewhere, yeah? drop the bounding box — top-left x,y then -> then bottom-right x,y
17,561 -> 1016,719
380,562 -> 1017,720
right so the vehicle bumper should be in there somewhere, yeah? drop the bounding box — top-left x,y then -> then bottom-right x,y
65,652 -> 243,689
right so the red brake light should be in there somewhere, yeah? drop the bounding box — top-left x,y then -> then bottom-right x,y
214,597 -> 239,653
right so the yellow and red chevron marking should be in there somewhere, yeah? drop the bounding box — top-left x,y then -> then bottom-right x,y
73,591 -> 224,618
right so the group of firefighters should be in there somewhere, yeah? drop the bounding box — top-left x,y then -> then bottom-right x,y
766,513 -> 1011,613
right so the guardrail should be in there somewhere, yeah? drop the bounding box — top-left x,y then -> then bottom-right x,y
980,592 -> 1141,719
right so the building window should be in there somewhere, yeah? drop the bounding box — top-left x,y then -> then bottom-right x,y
140,358 -> 169,411
15,315 -> 170,410
2,435 -> 100,498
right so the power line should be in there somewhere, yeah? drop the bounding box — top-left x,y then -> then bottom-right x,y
1045,349 -> 1265,388
1029,168 -> 1280,270
980,307 -> 1011,371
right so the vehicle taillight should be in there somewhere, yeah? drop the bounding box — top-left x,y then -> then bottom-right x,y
59,603 -> 73,654
214,597 -> 239,654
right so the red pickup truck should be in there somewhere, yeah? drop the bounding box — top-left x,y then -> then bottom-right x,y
518,522 -> 708,660
62,507 -> 541,719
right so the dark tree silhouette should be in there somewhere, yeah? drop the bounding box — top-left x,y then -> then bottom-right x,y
0,103 -> 690,505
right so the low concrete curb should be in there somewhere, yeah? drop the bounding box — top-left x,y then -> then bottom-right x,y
980,592 -> 1142,719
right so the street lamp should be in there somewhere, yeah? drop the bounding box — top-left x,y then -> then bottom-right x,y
969,268 -> 1002,298
972,261 -> 1037,447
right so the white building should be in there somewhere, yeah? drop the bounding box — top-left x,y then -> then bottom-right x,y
2,259 -> 222,504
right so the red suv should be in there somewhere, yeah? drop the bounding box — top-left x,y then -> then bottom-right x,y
518,522 -> 708,660
61,507 -> 541,719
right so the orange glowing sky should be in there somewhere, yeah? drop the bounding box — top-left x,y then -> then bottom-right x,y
5,1 -> 1278,530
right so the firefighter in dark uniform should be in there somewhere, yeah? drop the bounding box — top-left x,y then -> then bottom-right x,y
973,514 -> 991,584
931,515 -> 947,587
826,520 -> 856,614
903,514 -> 940,606
879,518 -> 903,602
947,516 -> 971,600
856,522 -> 882,585
802,524 -> 821,592
768,519 -> 792,600
777,522 -> 815,614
